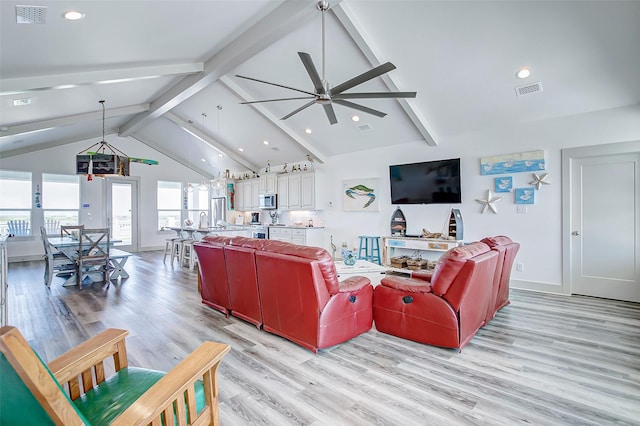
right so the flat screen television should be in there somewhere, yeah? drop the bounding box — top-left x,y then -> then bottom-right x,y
389,158 -> 462,204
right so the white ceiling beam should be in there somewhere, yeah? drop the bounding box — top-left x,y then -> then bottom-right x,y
332,3 -> 437,146
0,128 -> 119,159
163,111 -> 258,171
0,104 -> 149,139
0,64 -> 203,96
219,76 -> 327,164
118,0 -> 322,137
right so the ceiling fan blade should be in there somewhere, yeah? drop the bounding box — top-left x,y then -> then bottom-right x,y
298,52 -> 325,94
323,104 -> 338,125
330,62 -> 397,95
235,74 -> 317,97
333,99 -> 387,118
281,100 -> 316,120
334,91 -> 417,99
240,96 -> 314,104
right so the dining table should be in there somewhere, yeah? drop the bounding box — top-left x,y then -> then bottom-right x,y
47,236 -> 127,286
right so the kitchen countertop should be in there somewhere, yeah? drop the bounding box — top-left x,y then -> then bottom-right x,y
267,225 -> 324,229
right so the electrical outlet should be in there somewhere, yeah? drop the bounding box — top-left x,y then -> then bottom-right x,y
516,263 -> 524,272
517,205 -> 527,214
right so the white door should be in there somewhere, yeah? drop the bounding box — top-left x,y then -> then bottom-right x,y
565,144 -> 640,302
106,178 -> 139,252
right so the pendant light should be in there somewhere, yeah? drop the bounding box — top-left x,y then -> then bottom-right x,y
213,105 -> 226,190
199,113 -> 209,191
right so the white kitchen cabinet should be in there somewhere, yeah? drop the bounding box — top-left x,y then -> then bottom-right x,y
268,226 -> 324,247
251,179 -> 260,210
277,172 -> 315,210
260,174 -> 277,193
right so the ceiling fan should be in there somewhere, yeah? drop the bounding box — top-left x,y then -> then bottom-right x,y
236,1 -> 416,125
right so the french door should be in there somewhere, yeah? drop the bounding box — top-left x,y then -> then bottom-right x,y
106,178 -> 139,252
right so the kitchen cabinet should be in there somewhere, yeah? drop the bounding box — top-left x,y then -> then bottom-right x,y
260,174 -> 277,193
251,179 -> 260,210
268,226 -> 324,247
235,179 -> 260,211
277,172 -> 315,210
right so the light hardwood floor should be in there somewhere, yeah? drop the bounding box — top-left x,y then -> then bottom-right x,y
7,251 -> 640,425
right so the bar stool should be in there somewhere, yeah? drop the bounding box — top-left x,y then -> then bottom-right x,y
358,236 -> 382,265
180,231 -> 204,270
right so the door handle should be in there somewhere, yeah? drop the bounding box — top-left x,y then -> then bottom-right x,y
571,231 -> 580,236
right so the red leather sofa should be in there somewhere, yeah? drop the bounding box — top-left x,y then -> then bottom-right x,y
373,242 -> 499,350
481,235 -> 520,321
195,236 -> 373,353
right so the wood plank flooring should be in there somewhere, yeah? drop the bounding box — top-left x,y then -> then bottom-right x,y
7,251 -> 640,425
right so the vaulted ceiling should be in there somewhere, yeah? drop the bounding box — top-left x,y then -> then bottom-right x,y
2,0 -> 639,177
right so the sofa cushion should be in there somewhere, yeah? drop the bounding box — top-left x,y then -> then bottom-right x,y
430,242 -> 490,296
260,240 -> 340,294
380,276 -> 433,293
200,235 -> 232,246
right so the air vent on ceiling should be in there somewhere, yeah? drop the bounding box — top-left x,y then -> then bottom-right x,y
270,147 -> 280,152
357,123 -> 372,132
515,82 -> 543,97
16,5 -> 47,24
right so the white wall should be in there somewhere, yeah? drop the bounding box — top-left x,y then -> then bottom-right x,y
2,134 -> 206,259
315,103 -> 640,294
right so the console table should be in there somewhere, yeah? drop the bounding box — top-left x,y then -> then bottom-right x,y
382,236 -> 463,274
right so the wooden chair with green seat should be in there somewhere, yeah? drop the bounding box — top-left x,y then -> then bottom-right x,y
0,325 -> 230,425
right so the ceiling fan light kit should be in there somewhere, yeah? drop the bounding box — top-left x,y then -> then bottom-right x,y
236,1 -> 416,125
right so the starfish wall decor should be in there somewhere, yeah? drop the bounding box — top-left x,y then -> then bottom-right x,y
475,189 -> 502,214
530,173 -> 551,190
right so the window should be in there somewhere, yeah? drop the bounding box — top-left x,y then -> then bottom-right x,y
42,173 -> 80,234
186,183 -> 209,226
158,181 -> 182,229
0,170 -> 32,235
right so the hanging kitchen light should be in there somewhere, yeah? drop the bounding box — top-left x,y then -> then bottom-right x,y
199,112 -> 209,191
212,105 -> 226,190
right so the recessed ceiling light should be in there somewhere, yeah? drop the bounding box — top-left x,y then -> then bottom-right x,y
201,158 -> 206,162
13,98 -> 31,106
218,153 -> 223,158
516,68 -> 531,79
238,148 -> 244,152
263,140 -> 269,145
304,128 -> 312,134
63,10 -> 85,21
351,115 -> 360,122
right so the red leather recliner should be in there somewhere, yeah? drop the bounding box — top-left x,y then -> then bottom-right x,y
194,235 -> 233,316
373,242 -> 499,350
481,235 -> 520,320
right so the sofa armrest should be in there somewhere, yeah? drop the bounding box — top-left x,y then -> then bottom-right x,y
411,270 -> 433,282
111,341 -> 230,426
48,328 -> 130,399
338,275 -> 371,292
380,276 -> 433,293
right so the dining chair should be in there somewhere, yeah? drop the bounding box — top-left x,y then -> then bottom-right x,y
7,220 -> 30,236
40,226 -> 76,288
61,224 -> 84,239
77,228 -> 110,289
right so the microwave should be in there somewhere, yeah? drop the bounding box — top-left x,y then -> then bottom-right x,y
259,194 -> 277,209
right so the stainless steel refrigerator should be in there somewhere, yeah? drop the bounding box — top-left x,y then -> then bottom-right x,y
211,197 -> 226,226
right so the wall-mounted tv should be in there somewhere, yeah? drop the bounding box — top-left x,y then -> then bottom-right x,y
389,158 -> 462,204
